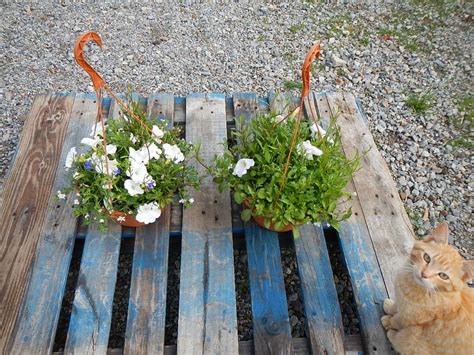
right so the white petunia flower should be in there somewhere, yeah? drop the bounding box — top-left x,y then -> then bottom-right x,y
144,143 -> 161,160
233,158 -> 255,177
136,202 -> 162,224
73,172 -> 79,179
189,198 -> 194,204
81,137 -> 101,148
57,190 -> 66,200
152,125 -> 164,139
90,122 -> 105,138
162,143 -> 184,163
124,179 -> 145,196
117,216 -> 126,223
91,154 -> 118,175
99,219 -> 105,223
65,147 -> 77,170
84,213 -> 90,219
298,140 -> 323,160
310,123 -> 326,137
129,147 -> 149,164
106,144 -> 117,155
73,199 -> 80,205
130,133 -> 137,144
178,199 -> 186,204
127,161 -> 149,183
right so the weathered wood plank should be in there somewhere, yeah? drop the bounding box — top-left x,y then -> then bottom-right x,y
177,93 -> 238,355
124,93 -> 174,355
315,92 -> 393,354
245,223 -> 293,355
64,97 -> 124,354
124,207 -> 170,355
0,95 -> 76,353
53,335 -> 365,355
294,224 -> 345,355
326,91 -> 414,298
64,222 -> 122,354
10,94 -> 100,354
235,92 -> 293,354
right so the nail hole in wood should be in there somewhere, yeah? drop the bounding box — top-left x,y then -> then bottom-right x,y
237,104 -> 241,107
215,216 -> 219,221
93,100 -> 96,103
200,107 -> 203,110
54,223 -> 58,227
325,110 -> 328,113
374,211 -> 378,215
155,99 -> 158,102
373,346 -> 377,351
57,205 -> 61,209
82,100 -> 85,103
375,194 -> 379,198
355,212 -> 358,216
80,112 -> 83,116
159,111 -> 163,115
211,111 -> 214,114
391,211 -> 395,216
201,210 -> 206,215
391,193 -> 395,198
254,106 -> 258,110
214,200 -> 218,204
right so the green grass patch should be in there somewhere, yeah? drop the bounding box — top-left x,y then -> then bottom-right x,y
289,24 -> 305,34
405,93 -> 434,114
283,80 -> 303,91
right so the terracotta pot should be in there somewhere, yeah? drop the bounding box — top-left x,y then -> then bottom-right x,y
106,211 -> 145,227
243,199 -> 294,232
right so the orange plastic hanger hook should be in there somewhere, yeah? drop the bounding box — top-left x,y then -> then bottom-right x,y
74,31 -> 106,93
301,43 -> 320,98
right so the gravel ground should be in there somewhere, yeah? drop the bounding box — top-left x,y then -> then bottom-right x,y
1,1 -> 472,253
2,0 -> 473,348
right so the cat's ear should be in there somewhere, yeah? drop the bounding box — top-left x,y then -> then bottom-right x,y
461,260 -> 474,282
424,223 -> 449,244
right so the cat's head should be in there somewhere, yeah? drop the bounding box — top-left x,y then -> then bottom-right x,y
410,223 -> 473,292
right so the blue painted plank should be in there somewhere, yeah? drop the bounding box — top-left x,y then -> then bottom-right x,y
177,93 -> 238,354
338,221 -> 393,354
10,95 -> 104,354
124,92 -> 174,354
235,92 -> 293,354
313,91 -> 393,354
64,222 -> 122,354
294,224 -> 345,354
124,206 -> 170,354
245,222 -> 293,354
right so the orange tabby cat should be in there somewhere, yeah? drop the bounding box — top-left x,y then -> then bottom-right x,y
381,223 -> 474,354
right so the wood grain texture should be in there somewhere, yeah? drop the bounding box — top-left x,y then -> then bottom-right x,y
294,224 -> 345,355
0,95 -> 75,353
245,223 -> 293,355
314,92 -> 393,354
236,93 -> 293,355
177,93 -> 238,355
124,93 -> 174,355
325,91 -> 414,298
64,222 -> 122,354
10,94 -> 100,355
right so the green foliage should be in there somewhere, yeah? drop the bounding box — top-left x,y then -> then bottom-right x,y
64,99 -> 200,230
405,93 -> 433,114
283,80 -> 303,91
289,23 -> 305,34
448,95 -> 474,150
212,111 -> 360,232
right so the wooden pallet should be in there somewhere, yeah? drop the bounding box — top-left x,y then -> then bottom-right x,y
0,91 -> 415,355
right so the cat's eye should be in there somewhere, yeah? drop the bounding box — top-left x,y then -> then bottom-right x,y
438,272 -> 449,280
423,253 -> 431,263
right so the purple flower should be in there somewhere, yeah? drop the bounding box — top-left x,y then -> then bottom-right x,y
146,182 -> 154,190
84,160 -> 93,170
113,168 -> 121,175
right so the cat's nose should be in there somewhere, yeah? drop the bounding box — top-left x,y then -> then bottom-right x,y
421,271 -> 429,278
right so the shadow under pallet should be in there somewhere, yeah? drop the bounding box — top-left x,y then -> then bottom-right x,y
1,91 -> 415,355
